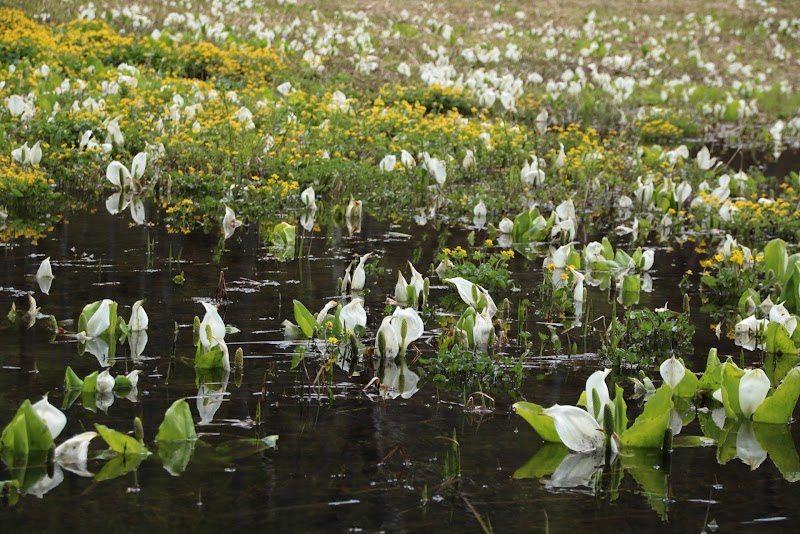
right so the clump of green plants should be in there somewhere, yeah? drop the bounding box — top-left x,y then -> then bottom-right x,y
601,307 -> 695,368
435,244 -> 515,294
419,344 -> 524,392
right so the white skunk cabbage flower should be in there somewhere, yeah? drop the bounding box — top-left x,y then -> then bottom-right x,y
340,298 -> 367,335
659,356 -> 686,389
301,186 -> 317,210
199,302 -> 226,350
541,404 -> 605,453
129,299 -> 148,331
585,369 -> 612,424
222,205 -> 242,239
36,257 -> 54,294
379,154 -> 396,172
739,368 -> 771,419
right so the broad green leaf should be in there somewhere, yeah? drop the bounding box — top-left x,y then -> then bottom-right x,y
753,367 -> 800,424
697,348 -> 723,392
62,389 -> 81,410
620,289 -> 640,307
80,391 -> 97,413
753,422 -> 800,482
64,366 -> 83,390
0,401 -> 54,470
94,424 -> 148,456
81,371 -> 98,394
94,453 -> 145,481
195,343 -> 225,369
717,426 -> 740,465
566,249 -> 581,269
512,444 -> 570,479
614,250 -> 632,267
674,364 -> 699,398
601,237 -> 614,260
156,399 -> 197,442
779,261 -> 800,311
620,385 -> 673,449
620,448 -> 668,520
764,351 -> 800,386
764,322 -> 797,356
512,402 -> 561,443
720,361 -> 745,419
621,274 -> 640,293
764,238 -> 788,279
293,300 -> 318,338
113,376 -> 132,390
613,384 -> 628,436
158,440 -> 196,476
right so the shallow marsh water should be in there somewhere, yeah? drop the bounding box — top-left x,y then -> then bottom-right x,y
0,207 -> 799,533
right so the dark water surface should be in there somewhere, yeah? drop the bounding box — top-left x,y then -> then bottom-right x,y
0,207 -> 799,533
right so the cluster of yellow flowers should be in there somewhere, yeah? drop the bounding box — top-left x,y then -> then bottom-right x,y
636,118 -> 683,141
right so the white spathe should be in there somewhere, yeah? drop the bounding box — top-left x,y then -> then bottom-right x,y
199,302 -> 226,350
541,404 -> 605,453
739,368 -> 771,419
129,299 -> 148,331
659,356 -> 686,389
379,154 -> 396,172
223,205 -> 242,239
585,369 -> 611,423
340,298 -> 367,335
36,257 -> 54,294
55,431 -> 98,468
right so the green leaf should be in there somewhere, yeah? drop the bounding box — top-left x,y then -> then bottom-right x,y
292,300 -> 318,338
113,376 -> 132,391
763,351 -> 800,386
94,453 -> 146,481
753,367 -> 800,424
512,444 -> 570,479
156,399 -> 197,442
613,384 -> 628,436
81,371 -> 98,394
764,322 -> 797,356
0,401 -> 54,469
158,440 -> 196,476
764,238 -> 788,279
674,364 -> 699,398
566,249 -> 581,269
64,366 -> 83,390
620,385 -> 673,449
195,343 -> 225,369
753,422 -> 800,482
94,424 -> 149,456
601,237 -> 614,260
697,348 -> 723,392
621,274 -> 640,293
512,402 -> 561,443
620,448 -> 668,520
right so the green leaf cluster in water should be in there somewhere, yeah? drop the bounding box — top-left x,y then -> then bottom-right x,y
601,307 -> 694,368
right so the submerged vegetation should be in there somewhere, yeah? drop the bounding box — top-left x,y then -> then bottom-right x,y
2,0 -> 800,530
